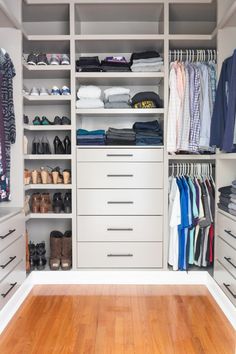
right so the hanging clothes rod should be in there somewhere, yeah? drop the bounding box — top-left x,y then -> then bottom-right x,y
169,49 -> 217,62
169,162 -> 215,178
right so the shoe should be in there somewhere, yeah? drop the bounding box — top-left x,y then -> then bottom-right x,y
39,87 -> 49,96
27,53 -> 38,65
33,116 -> 41,125
24,114 -> 29,124
37,53 -> 48,65
54,116 -> 62,125
50,54 -> 60,65
60,54 -> 70,65
29,242 -> 37,270
23,86 -> 30,96
30,87 -> 39,96
50,231 -> 63,270
53,136 -> 65,154
61,86 -> 70,95
24,169 -> 31,185
41,116 -> 53,125
63,192 -> 71,213
51,86 -> 61,95
31,193 -> 41,213
61,231 -> 72,270
24,195 -> 31,215
32,136 -> 41,154
61,116 -> 71,125
36,242 -> 47,270
63,169 -> 71,184
41,136 -> 51,154
53,192 -> 63,213
40,193 -> 50,213
40,168 -> 49,184
63,136 -> 71,154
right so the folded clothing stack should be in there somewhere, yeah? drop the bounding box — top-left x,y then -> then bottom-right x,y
76,85 -> 104,109
106,128 -> 136,145
131,91 -> 163,109
77,129 -> 106,145
76,56 -> 101,72
104,87 -> 131,109
133,120 -> 163,146
101,56 -> 131,72
130,51 -> 164,72
218,183 -> 236,216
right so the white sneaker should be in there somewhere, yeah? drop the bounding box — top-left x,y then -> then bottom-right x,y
61,54 -> 70,65
50,54 -> 60,65
30,87 -> 39,96
39,87 -> 49,96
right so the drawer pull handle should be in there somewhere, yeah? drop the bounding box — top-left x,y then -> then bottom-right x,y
1,282 -> 17,298
106,154 -> 133,157
224,230 -> 236,239
107,174 -> 134,178
107,254 -> 133,257
223,283 -> 236,298
224,257 -> 236,269
107,201 -> 134,205
107,228 -> 133,232
0,256 -> 17,269
0,229 -> 16,240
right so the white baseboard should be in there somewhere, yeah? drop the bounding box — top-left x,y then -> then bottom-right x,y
0,270 -> 235,335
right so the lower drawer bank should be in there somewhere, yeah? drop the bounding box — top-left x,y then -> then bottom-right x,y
77,242 -> 162,268
214,260 -> 236,307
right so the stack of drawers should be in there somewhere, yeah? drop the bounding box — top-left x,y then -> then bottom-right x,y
214,211 -> 236,306
0,211 -> 26,310
76,148 -> 164,268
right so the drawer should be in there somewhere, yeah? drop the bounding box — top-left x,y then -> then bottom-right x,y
77,162 -> 163,189
216,236 -> 236,278
77,242 -> 162,268
217,211 -> 236,249
0,212 -> 25,252
0,260 -> 26,310
77,216 -> 163,242
214,260 -> 236,307
77,189 -> 163,215
77,148 -> 163,162
0,236 -> 25,283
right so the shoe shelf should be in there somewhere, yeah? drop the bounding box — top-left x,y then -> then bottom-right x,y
24,154 -> 72,160
76,108 -> 165,115
23,63 -> 72,79
24,34 -> 71,41
24,184 -> 72,191
23,124 -> 72,131
25,213 -> 73,221
24,95 -> 72,106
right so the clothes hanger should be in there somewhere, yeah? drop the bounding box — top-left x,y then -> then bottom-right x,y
0,48 -> 6,55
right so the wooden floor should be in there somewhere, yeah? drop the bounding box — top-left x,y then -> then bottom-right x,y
0,285 -> 235,354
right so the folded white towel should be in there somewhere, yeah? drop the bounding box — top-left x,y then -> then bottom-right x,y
76,98 -> 104,109
77,85 -> 101,99
104,87 -> 130,100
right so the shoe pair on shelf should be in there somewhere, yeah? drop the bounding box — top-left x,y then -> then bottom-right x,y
27,53 -> 70,66
31,192 -> 52,213
50,230 -> 72,270
24,167 -> 71,185
51,86 -> 70,96
32,115 -> 71,126
54,136 -> 71,154
31,136 -> 71,155
53,192 -> 71,214
28,86 -> 71,96
28,241 -> 47,271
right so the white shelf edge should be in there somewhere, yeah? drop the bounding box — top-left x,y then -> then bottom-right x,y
216,153 -> 236,160
75,108 -> 164,115
23,124 -> 72,131
168,34 -> 214,41
26,213 -> 73,220
168,154 -> 216,161
77,145 -> 164,149
23,63 -> 72,71
24,184 -> 72,190
75,72 -> 164,79
24,34 -> 71,41
24,155 -> 72,160
24,95 -> 72,101
74,34 -> 165,41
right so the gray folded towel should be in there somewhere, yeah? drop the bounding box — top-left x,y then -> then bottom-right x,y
108,94 -> 130,103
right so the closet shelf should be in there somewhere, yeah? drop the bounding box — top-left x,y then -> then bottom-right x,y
25,213 -> 72,221
0,0 -> 22,29
169,34 -> 216,49
168,154 -> 216,161
23,63 -> 72,79
24,95 -> 72,106
76,108 -> 165,115
216,153 -> 236,160
23,125 -> 72,131
218,1 -> 236,29
24,184 -> 72,190
77,145 -> 164,149
24,34 -> 70,41
24,155 -> 72,160
75,34 -> 164,41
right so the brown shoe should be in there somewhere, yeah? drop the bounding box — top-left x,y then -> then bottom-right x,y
40,193 -> 50,213
61,230 -> 72,270
31,193 -> 41,213
49,231 -> 63,270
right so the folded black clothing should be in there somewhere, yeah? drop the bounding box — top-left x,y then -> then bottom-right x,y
76,56 -> 101,66
77,67 -> 103,72
131,92 -> 163,108
219,196 -> 231,204
101,66 -> 131,72
101,60 -> 130,68
218,186 -> 236,194
218,203 -> 230,213
130,51 -> 160,63
134,131 -> 162,137
106,135 -> 136,142
133,120 -> 161,132
107,128 -> 135,136
106,138 -> 135,145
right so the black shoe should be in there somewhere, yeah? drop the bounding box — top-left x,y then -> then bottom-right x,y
41,116 -> 53,125
41,137 -> 51,154
53,192 -> 63,213
36,242 -> 47,270
37,53 -> 48,65
33,116 -> 41,125
63,136 -> 71,154
24,114 -> 29,124
29,242 -> 37,270
54,116 -> 62,125
32,137 -> 41,154
61,116 -> 71,125
64,192 -> 72,213
27,52 -> 38,65
53,136 -> 65,154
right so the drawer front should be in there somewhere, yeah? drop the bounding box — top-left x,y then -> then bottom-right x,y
77,216 -> 163,242
0,260 -> 26,310
77,189 -> 163,215
77,148 -> 163,162
214,260 -> 236,307
217,212 -> 236,249
0,236 -> 25,283
77,162 -> 163,189
0,212 -> 25,252
77,242 -> 162,268
216,236 -> 236,279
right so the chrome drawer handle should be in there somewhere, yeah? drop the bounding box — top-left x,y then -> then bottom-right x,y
224,257 -> 236,269
107,254 -> 133,257
107,228 -> 133,232
0,229 -> 16,240
224,230 -> 236,239
107,201 -> 134,205
0,256 -> 16,269
106,154 -> 133,157
223,283 -> 236,298
107,174 -> 134,178
1,282 -> 17,298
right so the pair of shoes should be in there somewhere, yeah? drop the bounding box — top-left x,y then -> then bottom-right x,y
53,192 -> 71,214
50,231 -> 72,270
50,54 -> 70,65
54,116 -> 71,125
51,86 -> 70,96
30,87 -> 50,96
29,242 -> 47,270
32,137 -> 51,154
31,193 -> 51,213
27,53 -> 48,66
51,167 -> 71,185
54,136 -> 71,154
33,116 -> 53,125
